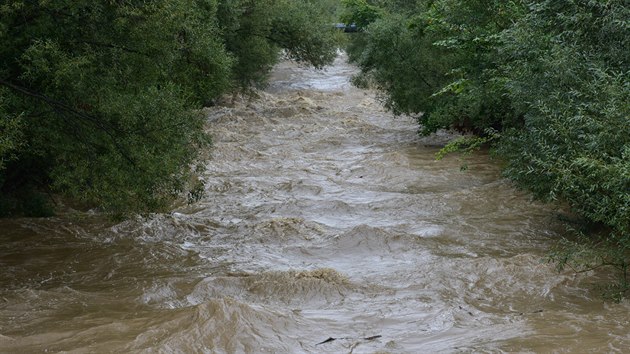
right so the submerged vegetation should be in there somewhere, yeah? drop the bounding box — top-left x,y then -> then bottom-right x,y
0,0 -> 338,217
342,0 -> 629,298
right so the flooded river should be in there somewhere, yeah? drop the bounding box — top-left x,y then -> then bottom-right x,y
1,54 -> 629,353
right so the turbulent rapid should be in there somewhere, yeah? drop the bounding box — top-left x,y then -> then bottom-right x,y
1,54 -> 629,353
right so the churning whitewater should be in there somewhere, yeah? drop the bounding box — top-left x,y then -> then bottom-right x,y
1,54 -> 629,353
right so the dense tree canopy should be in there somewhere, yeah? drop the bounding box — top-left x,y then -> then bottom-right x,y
0,0 -> 337,216
343,0 -> 629,296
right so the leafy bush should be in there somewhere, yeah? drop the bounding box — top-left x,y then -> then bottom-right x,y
497,0 -> 630,286
0,0 -> 337,217
344,0 -> 630,296
345,0 -> 523,134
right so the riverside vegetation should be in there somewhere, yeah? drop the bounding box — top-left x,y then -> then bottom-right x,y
0,0 -> 339,217
341,0 -> 629,299
1,0 -> 628,298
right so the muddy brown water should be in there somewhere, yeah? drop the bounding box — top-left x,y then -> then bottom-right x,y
1,54 -> 629,353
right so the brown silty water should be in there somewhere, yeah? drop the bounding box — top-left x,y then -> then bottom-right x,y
1,54 -> 629,353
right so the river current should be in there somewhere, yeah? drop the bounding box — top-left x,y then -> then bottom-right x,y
1,54 -> 629,353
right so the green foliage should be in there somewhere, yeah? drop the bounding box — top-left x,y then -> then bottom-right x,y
497,1 -> 630,292
351,13 -> 450,117
270,1 -> 338,68
0,0 -> 337,217
340,0 -> 383,28
436,129 -> 498,170
497,0 -> 629,230
218,0 -> 279,89
345,0 -> 524,134
218,0 -> 337,89
346,0 -> 630,297
1,0 -> 228,216
0,89 -> 24,171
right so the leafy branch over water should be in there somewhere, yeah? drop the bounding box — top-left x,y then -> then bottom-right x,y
0,0 -> 338,217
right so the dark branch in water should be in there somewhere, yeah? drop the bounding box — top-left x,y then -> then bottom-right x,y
316,335 -> 382,345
